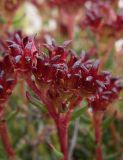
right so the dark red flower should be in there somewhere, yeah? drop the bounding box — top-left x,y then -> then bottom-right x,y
32,39 -> 108,112
111,12 -> 123,31
0,55 -> 16,105
7,33 -> 116,114
88,74 -> 123,112
80,1 -> 123,37
3,0 -> 22,12
0,31 -> 22,56
0,53 -> 16,159
8,33 -> 38,73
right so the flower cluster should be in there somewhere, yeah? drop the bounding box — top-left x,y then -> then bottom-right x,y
48,0 -> 86,12
0,31 -> 18,55
8,33 -> 122,114
0,33 -> 16,118
0,55 -> 16,105
81,1 -> 123,38
8,32 -> 37,73
0,55 -> 16,159
88,73 -> 123,112
0,0 -> 22,12
7,33 -> 105,113
32,39 -> 112,112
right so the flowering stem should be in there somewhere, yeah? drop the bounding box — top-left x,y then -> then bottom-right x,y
55,116 -> 69,160
54,98 -> 81,160
0,120 -> 16,160
93,111 -> 103,160
24,73 -> 58,119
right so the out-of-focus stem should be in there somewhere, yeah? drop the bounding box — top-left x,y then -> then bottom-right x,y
93,111 -> 103,160
0,120 -> 16,160
67,15 -> 75,46
60,9 -> 75,47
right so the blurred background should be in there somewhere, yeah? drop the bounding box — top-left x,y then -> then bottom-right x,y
1,0 -> 123,160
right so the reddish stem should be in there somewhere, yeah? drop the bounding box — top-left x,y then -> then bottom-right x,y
52,97 -> 81,160
67,15 -> 75,45
0,120 -> 16,160
25,75 -> 81,160
60,9 -> 75,47
55,116 -> 69,160
24,73 -> 58,120
93,112 -> 103,160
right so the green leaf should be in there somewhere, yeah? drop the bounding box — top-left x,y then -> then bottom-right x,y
0,142 -> 7,160
103,111 -> 117,129
80,114 -> 91,124
26,92 -> 46,111
71,106 -> 87,122
6,109 -> 19,122
48,143 -> 63,159
86,28 -> 97,48
104,48 -> 115,69
0,17 -> 6,24
105,152 -> 120,160
52,146 -> 63,159
13,15 -> 25,27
